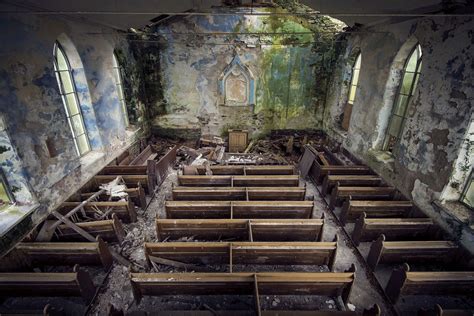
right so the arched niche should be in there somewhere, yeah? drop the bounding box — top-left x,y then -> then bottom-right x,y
218,55 -> 255,106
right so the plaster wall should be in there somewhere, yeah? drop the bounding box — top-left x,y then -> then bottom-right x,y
325,17 -> 474,252
141,8 -> 344,137
0,14 -> 143,255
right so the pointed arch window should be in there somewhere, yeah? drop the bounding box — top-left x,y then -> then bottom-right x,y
112,52 -> 129,127
53,42 -> 91,156
0,168 -> 14,206
383,44 -> 422,151
348,52 -> 361,104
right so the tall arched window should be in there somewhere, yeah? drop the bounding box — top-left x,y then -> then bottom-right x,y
383,43 -> 422,151
112,52 -> 129,127
342,52 -> 362,130
53,42 -> 91,156
348,52 -> 361,105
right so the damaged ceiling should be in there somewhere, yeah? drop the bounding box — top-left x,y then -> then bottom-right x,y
0,0 -> 457,30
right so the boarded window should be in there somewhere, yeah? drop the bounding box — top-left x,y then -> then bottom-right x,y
53,42 -> 91,156
383,44 -> 422,152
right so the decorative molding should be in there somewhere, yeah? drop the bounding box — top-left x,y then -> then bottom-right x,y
218,54 -> 255,106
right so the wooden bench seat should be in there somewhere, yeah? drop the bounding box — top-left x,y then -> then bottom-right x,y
340,199 -> 414,224
385,263 -> 474,303
178,175 -> 300,187
93,175 -> 154,194
130,271 -> 355,305
156,218 -> 324,242
0,304 -> 58,316
144,241 -> 337,271
80,186 -> 146,209
0,265 -> 96,304
352,214 -> 441,246
56,214 -> 126,244
58,200 -> 137,223
418,304 -> 474,316
100,163 -> 156,195
366,235 -> 460,270
129,145 -> 155,166
321,175 -> 383,196
165,201 -> 314,219
194,165 -> 295,175
310,163 -> 372,184
172,187 -> 306,201
329,184 -> 396,210
15,236 -> 113,269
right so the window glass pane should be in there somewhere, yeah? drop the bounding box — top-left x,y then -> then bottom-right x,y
117,83 -> 125,100
70,114 -> 85,136
406,50 -> 418,72
0,180 -> 11,204
65,93 -> 80,116
76,134 -> 90,155
387,115 -> 404,137
351,69 -> 360,87
121,100 -> 129,126
56,48 -> 69,71
461,178 -> 474,208
393,94 -> 409,116
400,72 -> 415,95
59,71 -> 74,94
354,54 -> 361,69
412,73 -> 420,93
348,85 -> 357,103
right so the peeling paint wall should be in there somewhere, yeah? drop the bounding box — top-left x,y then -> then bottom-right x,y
325,17 -> 474,252
135,6 -> 344,137
0,14 -> 144,256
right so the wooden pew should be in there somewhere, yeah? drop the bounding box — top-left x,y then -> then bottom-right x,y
329,184 -> 396,210
165,201 -> 314,219
144,241 -> 337,271
58,200 -> 137,223
125,308 -> 381,316
418,304 -> 474,316
129,145 -> 157,166
178,175 -> 300,187
0,265 -> 96,304
99,163 -> 156,195
130,270 -> 355,305
352,213 -> 441,246
172,187 -> 306,201
93,175 -> 154,194
80,186 -> 146,209
194,165 -> 295,175
310,163 -> 371,184
366,235 -> 460,270
340,199 -> 414,224
0,304 -> 60,316
156,218 -> 324,242
14,236 -> 113,269
56,214 -> 126,244
321,175 -> 383,196
385,263 -> 474,303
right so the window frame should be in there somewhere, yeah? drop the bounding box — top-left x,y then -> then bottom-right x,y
347,52 -> 361,105
383,43 -> 423,152
112,52 -> 130,127
53,41 -> 91,156
0,168 -> 15,204
460,170 -> 473,209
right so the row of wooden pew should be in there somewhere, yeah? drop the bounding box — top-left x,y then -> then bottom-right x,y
302,145 -> 474,312
0,143 -> 178,312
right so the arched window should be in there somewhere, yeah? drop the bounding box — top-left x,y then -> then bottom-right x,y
348,52 -> 361,105
383,43 -> 422,151
53,42 -> 91,156
112,52 -> 129,127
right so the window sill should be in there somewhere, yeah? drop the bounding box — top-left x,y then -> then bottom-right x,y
433,200 -> 474,229
0,203 -> 40,237
80,150 -> 106,168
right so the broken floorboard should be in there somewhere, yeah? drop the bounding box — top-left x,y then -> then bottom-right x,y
193,165 -> 296,175
177,175 -> 300,187
172,187 -> 306,201
165,201 -> 314,219
79,186 -> 147,209
130,271 -> 355,305
58,200 -> 137,223
144,241 -> 338,271
156,218 -> 325,242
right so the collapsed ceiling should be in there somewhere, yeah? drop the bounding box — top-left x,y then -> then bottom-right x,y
0,0 -> 453,30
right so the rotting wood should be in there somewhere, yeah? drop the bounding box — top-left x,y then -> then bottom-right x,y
172,186 -> 306,201
147,255 -> 200,270
340,199 -> 413,225
177,175 -> 300,187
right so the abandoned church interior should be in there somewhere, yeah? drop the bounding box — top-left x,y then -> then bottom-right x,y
0,0 -> 473,315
